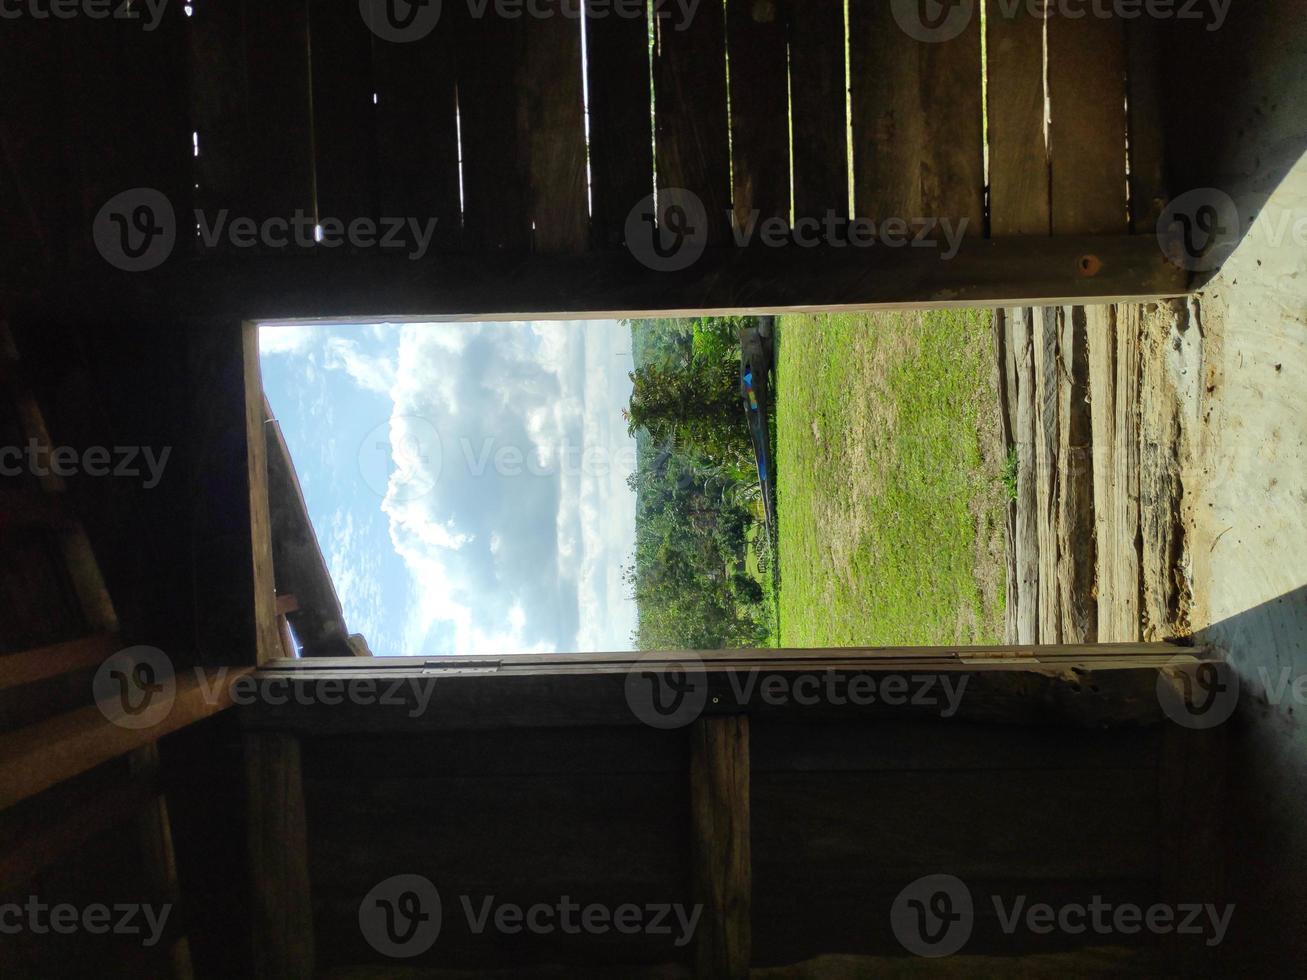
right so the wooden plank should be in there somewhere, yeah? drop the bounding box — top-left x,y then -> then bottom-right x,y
849,0 -> 983,232
129,744 -> 195,979
1111,303 -> 1143,639
246,733 -> 315,980
372,11 -> 462,251
653,0 -> 732,245
1048,11 -> 1128,234
309,0 -> 379,226
727,0 -> 790,229
188,0 -> 250,223
690,715 -> 750,980
263,397 -> 352,658
77,232 -> 1189,323
0,668 -> 251,810
786,0 -> 849,221
244,324 -> 281,666
1088,303 -> 1141,641
243,0 -> 316,224
455,6 -> 530,251
0,634 -> 117,692
584,0 -> 654,247
1011,309 -> 1039,644
1125,18 -> 1168,234
521,3 -> 590,254
1057,305 -> 1097,642
986,0 -> 1050,236
0,759 -> 158,895
993,311 -> 1019,643
1033,306 -> 1061,643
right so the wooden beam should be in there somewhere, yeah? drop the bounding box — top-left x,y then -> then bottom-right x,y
244,323 -> 281,666
1012,308 -> 1039,644
0,668 -> 251,810
786,0 -> 850,221
246,732 -> 314,980
69,233 -> 1189,324
1033,307 -> 1061,642
690,715 -> 750,980
987,0 -> 1051,236
727,0 -> 790,228
0,633 -> 117,691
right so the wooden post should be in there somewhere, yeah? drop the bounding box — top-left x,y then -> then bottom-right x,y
245,732 -> 314,980
690,715 -> 750,980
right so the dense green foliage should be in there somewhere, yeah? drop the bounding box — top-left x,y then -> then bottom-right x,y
624,317 -> 772,650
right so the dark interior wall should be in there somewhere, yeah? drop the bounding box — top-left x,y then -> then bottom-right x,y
299,718 -> 1173,974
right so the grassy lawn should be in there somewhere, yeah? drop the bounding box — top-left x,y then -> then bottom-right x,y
775,310 -> 1007,647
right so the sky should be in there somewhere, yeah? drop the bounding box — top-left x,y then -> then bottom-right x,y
259,320 -> 639,657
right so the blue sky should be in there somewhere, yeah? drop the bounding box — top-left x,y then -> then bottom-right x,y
259,320 -> 639,657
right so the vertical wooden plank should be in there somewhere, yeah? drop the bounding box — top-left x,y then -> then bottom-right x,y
1125,19 -> 1167,235
986,0 -> 1050,236
1112,303 -> 1142,639
246,733 -> 315,980
372,16 -> 462,250
189,0 -> 248,222
1057,306 -> 1096,643
786,0 -> 849,221
521,3 -> 590,254
993,311 -> 1019,644
654,0 -> 732,245
691,715 -> 750,980
1011,308 -> 1038,645
309,0 -> 379,226
1048,13 -> 1128,234
455,7 -> 531,251
1033,307 -> 1061,643
243,0 -> 316,225
1087,303 -> 1117,638
849,0 -> 983,232
727,0 -> 790,229
585,0 -> 654,247
130,744 -> 195,979
243,323 -> 281,667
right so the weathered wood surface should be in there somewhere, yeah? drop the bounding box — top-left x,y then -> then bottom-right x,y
246,732 -> 315,980
0,668 -> 251,809
309,0 -> 378,226
654,0 -> 732,245
786,0 -> 849,220
0,634 -> 117,692
1011,309 -> 1040,644
521,2 -> 589,254
1033,307 -> 1062,643
243,324 -> 281,666
60,234 -> 1189,323
130,743 -> 195,979
584,0 -> 654,247
1057,306 -> 1097,642
1087,304 -> 1142,641
1125,18 -> 1168,234
690,716 -> 750,980
850,0 -> 984,232
994,311 -> 1019,644
987,0 -> 1051,236
1048,11 -> 1128,234
728,0 -> 790,230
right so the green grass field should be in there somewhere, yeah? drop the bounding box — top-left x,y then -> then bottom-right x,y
775,310 -> 1007,647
